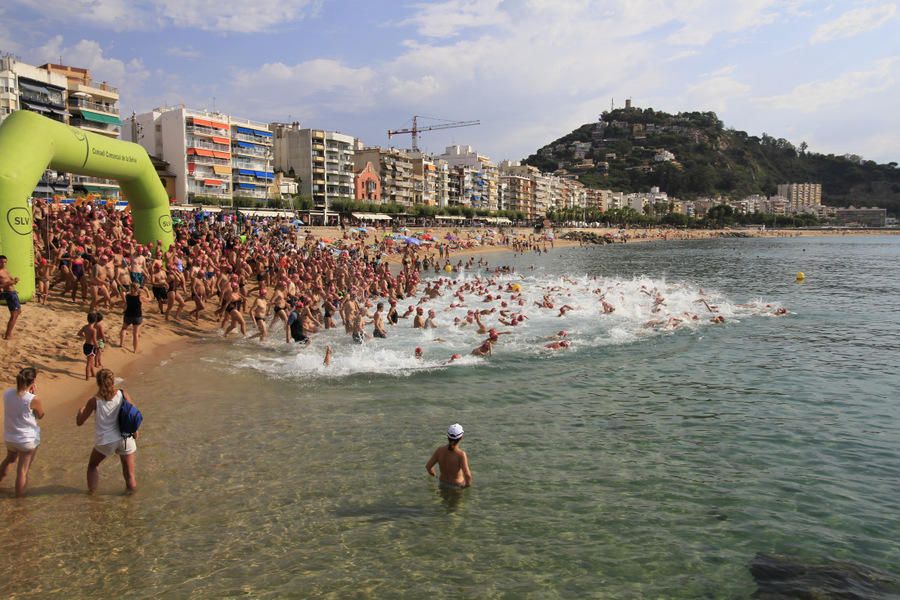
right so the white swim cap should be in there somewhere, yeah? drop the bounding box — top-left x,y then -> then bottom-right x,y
447,423 -> 464,440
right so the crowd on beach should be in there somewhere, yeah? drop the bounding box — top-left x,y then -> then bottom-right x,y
1,199 -> 795,497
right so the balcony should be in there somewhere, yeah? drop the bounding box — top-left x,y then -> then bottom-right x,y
232,132 -> 272,145
186,137 -> 230,151
68,98 -> 119,114
69,117 -> 120,135
186,125 -> 229,138
232,159 -> 267,170
19,90 -> 65,108
232,145 -> 270,159
188,157 -> 230,167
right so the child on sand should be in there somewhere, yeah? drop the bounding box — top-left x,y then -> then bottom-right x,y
78,312 -> 99,380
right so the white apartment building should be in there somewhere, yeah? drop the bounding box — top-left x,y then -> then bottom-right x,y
438,145 -> 499,210
271,123 -> 355,209
125,106 -> 273,204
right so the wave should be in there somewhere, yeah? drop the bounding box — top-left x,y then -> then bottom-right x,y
218,271 -> 786,379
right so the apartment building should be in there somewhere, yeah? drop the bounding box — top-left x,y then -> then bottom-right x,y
271,123 -> 355,210
0,56 -> 71,197
438,145 -> 499,210
353,147 -> 414,206
125,106 -> 273,203
231,117 -> 274,200
43,63 -> 122,198
410,154 -> 450,207
499,161 -> 539,218
777,183 -> 822,212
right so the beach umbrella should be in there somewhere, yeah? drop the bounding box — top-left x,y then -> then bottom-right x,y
405,237 -> 422,246
321,237 -> 333,243
357,227 -> 368,232
422,233 -> 433,240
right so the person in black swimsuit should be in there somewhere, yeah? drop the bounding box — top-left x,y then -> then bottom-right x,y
222,285 -> 246,337
119,283 -> 148,353
387,299 -> 399,326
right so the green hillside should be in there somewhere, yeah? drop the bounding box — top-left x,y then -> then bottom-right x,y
523,107 -> 900,216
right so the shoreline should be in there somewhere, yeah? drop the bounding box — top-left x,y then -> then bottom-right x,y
3,226 -> 896,412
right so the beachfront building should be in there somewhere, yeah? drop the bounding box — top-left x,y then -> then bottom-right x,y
353,147 -> 415,206
834,206 -> 887,227
438,145 -> 499,210
125,106 -> 273,204
0,56 -> 72,197
43,63 -> 122,199
777,183 -> 822,213
410,154 -> 450,207
586,188 -> 612,212
271,123 -> 355,211
354,162 -> 381,201
499,160 -> 539,217
231,117 -> 274,201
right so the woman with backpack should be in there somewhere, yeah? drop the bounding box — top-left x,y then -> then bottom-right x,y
76,369 -> 139,493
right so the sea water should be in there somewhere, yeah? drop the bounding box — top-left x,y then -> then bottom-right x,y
1,236 -> 898,598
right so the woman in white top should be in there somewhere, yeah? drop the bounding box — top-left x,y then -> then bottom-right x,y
1,367 -> 44,497
76,368 -> 138,493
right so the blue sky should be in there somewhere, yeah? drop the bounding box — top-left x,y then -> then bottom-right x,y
2,1 -> 899,163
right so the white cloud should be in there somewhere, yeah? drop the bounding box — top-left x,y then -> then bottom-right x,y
166,46 -> 202,59
755,56 -> 900,111
33,36 -> 150,91
12,0 -> 318,33
810,3 -> 896,44
399,0 -> 509,38
231,59 -> 377,118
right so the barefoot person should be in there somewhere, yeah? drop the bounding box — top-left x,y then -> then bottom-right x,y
1,368 -> 44,497
426,423 -> 472,489
75,369 -> 138,493
0,255 -> 22,340
120,283 -> 148,353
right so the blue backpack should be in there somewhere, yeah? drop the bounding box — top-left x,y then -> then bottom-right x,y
117,390 -> 143,438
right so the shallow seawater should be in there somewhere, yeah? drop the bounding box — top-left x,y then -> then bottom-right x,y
2,236 -> 899,599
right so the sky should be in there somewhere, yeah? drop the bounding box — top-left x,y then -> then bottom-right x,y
2,0 -> 899,163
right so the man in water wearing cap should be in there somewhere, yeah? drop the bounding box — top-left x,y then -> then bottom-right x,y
426,424 -> 472,489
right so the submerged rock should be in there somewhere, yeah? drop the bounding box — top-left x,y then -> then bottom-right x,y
750,552 -> 900,599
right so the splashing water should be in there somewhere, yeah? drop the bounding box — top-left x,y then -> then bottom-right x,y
221,270 -> 786,378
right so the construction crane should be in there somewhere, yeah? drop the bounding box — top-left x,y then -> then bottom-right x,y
387,115 -> 480,153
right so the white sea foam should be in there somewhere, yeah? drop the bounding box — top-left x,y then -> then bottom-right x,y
224,271 -> 785,379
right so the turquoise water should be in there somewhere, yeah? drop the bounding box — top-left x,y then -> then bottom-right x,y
2,236 -> 898,598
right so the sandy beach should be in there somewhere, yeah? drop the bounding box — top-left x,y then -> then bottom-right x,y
3,225 -> 895,414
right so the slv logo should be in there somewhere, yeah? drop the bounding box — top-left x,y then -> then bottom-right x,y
7,207 -> 32,235
158,214 -> 172,233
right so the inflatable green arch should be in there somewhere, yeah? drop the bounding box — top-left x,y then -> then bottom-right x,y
0,110 -> 174,303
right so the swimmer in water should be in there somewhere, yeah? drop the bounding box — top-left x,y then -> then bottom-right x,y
426,423 -> 472,489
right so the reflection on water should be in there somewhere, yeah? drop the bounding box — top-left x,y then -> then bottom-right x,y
1,237 -> 899,598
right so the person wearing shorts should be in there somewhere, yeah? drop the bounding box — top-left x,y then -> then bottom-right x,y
76,369 -> 138,493
0,255 -> 22,340
1,368 -> 44,497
